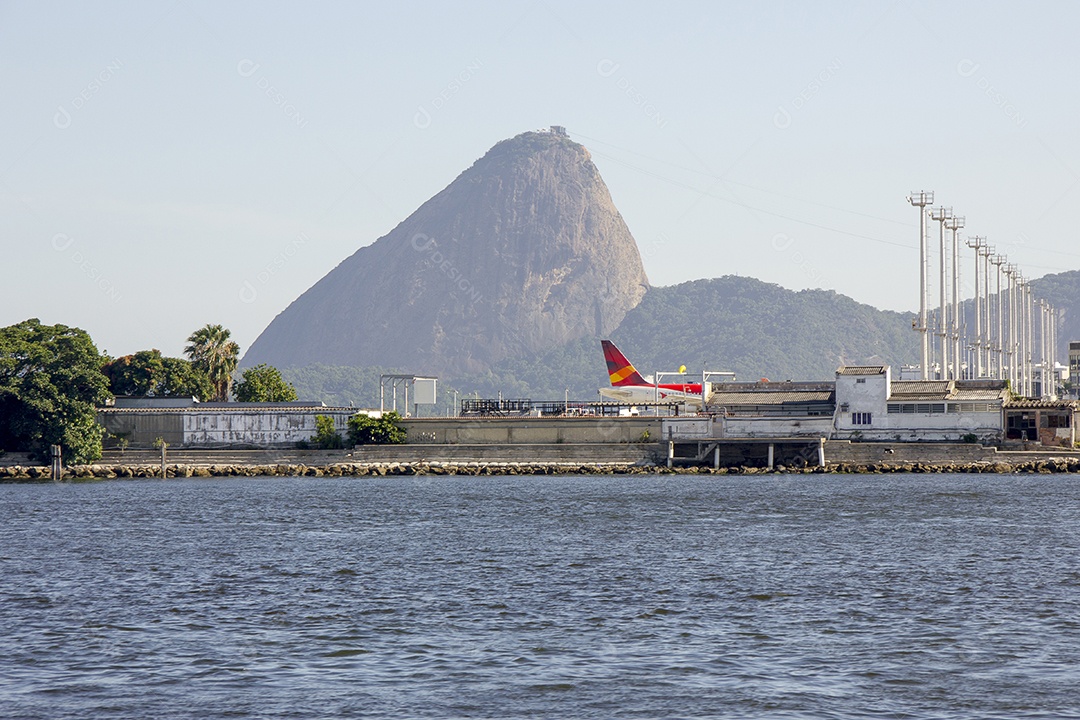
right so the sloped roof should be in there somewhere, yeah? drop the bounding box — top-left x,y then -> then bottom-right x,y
952,387 -> 1010,401
99,405 -> 355,414
889,379 -> 1009,402
1004,398 -> 1078,409
890,380 -> 952,398
837,366 -> 888,376
710,390 -> 835,406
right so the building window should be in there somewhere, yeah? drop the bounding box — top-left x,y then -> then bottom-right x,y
852,412 -> 872,425
887,403 -> 947,414
855,378 -> 866,384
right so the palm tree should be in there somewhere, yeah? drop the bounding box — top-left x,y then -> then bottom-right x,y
184,324 -> 240,402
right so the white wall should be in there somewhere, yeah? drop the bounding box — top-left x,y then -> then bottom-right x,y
182,411 -> 353,446
834,370 -> 890,432
663,416 -> 832,439
833,410 -> 1002,443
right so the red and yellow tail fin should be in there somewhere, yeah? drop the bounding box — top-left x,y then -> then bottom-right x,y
602,340 -> 647,387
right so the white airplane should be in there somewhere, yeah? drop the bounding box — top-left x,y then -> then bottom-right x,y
598,340 -> 706,408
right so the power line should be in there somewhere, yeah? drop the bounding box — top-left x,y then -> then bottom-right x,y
573,131 -> 913,227
586,148 -> 918,251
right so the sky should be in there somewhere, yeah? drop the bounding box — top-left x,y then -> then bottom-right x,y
2,0 -> 1079,359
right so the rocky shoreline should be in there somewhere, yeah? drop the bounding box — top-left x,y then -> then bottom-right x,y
4,456 -> 1080,481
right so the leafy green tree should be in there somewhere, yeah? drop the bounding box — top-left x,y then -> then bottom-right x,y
312,414 -> 344,449
101,349 -> 212,400
347,411 -> 406,445
184,324 -> 240,402
0,319 -> 111,463
234,364 -> 298,402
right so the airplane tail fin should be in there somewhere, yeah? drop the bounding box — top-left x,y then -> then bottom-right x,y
602,340 -> 647,387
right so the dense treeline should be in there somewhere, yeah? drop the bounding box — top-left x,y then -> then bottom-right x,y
1,320 -> 296,461
0,320 -> 111,463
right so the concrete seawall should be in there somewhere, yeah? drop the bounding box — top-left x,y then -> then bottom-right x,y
3,441 -> 1080,480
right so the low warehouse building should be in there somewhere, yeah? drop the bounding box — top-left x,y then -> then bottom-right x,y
834,367 -> 1010,443
97,397 -> 356,448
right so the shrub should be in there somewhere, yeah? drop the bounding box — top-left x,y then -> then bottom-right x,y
347,412 -> 406,445
313,415 -> 344,449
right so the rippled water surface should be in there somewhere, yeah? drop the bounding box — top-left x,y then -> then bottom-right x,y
3,474 -> 1080,719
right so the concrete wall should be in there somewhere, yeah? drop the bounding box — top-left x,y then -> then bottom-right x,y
824,441 -> 996,464
98,411 -> 184,447
661,416 -> 832,439
834,411 -> 1003,443
400,416 -> 661,444
182,410 -> 352,447
835,370 -> 890,429
354,443 -> 655,463
98,409 -> 354,448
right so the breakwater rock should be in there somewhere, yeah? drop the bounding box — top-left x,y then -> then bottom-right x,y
3,457 -> 1080,481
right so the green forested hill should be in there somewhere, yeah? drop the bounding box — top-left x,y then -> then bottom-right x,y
611,276 -> 919,382
1031,269 -> 1080,354
480,276 -> 921,400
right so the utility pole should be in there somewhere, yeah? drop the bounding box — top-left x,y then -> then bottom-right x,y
944,215 -> 965,378
907,191 -> 934,380
967,236 -> 986,377
930,207 -> 953,379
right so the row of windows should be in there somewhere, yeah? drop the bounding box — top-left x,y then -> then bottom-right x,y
888,403 -> 945,414
886,403 -> 996,414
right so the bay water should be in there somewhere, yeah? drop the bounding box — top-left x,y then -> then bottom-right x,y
2,474 -> 1079,719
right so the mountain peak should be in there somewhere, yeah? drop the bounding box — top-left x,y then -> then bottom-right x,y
244,129 -> 649,375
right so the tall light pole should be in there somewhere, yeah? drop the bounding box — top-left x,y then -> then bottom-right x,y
1039,300 -> 1049,397
1017,275 -> 1027,396
1025,281 -> 1035,397
1051,304 -> 1060,396
944,215 -> 965,378
907,191 -> 934,380
930,207 -> 953,379
967,236 -> 986,377
981,244 -> 994,376
1005,264 -> 1019,391
992,256 -> 1006,383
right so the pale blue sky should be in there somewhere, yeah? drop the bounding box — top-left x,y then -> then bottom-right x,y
2,0 -> 1078,359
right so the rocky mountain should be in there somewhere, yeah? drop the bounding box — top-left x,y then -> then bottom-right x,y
244,129 -> 649,375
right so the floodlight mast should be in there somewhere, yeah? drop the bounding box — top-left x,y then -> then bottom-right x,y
1017,275 -> 1027,396
930,207 -> 953,379
944,215 -> 965,378
1039,300 -> 1050,397
980,243 -> 994,376
991,255 -> 1006,380
967,236 -> 986,377
1025,280 -> 1033,396
907,191 -> 934,380
1002,263 -> 1010,388
1050,304 -> 1059,392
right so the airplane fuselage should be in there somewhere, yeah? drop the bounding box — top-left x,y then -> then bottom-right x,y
599,383 -> 705,407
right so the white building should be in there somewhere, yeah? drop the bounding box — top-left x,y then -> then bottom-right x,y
834,367 -> 1008,443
